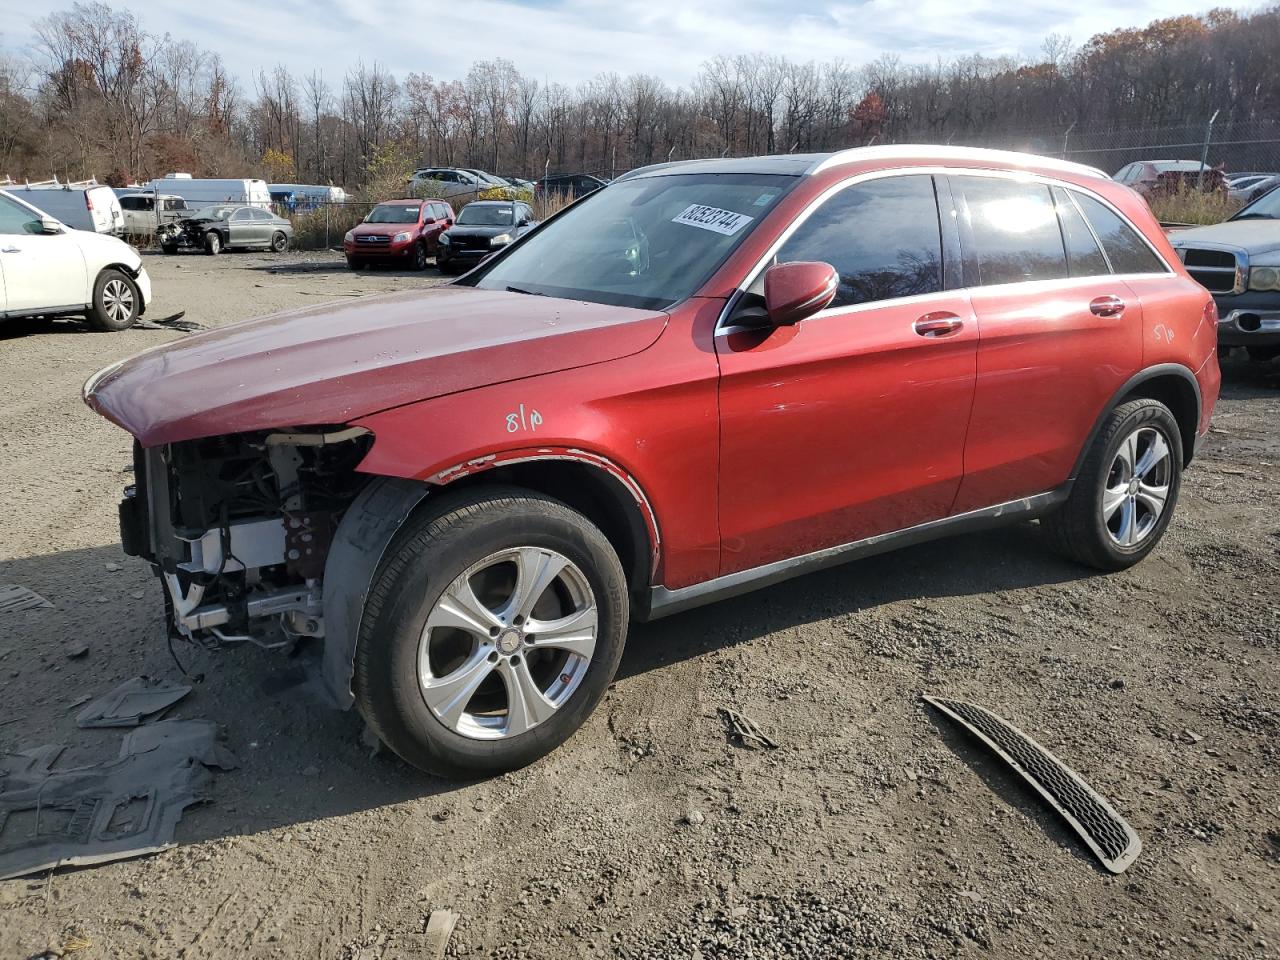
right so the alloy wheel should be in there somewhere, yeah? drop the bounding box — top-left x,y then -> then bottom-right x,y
417,546 -> 598,740
1102,426 -> 1171,547
101,278 -> 135,323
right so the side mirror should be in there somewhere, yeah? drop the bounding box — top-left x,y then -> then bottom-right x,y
38,215 -> 63,235
518,217 -> 530,226
763,261 -> 839,326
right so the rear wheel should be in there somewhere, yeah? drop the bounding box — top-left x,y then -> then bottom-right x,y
204,231 -> 222,255
270,231 -> 289,253
1044,398 -> 1182,570
87,269 -> 141,332
354,488 -> 628,777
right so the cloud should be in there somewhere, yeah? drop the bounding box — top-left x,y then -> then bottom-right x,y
0,0 -> 1260,88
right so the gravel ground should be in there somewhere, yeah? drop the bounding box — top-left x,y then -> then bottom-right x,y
0,251 -> 1276,960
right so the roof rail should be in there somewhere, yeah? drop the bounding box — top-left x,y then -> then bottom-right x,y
807,145 -> 1110,180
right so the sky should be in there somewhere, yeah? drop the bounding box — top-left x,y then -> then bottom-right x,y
0,0 -> 1260,88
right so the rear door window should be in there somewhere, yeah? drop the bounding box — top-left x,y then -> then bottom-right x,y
1071,192 -> 1168,275
1052,187 -> 1111,277
774,174 -> 943,308
957,176 -> 1068,286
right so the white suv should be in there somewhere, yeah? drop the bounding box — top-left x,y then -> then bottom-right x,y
0,189 -> 152,331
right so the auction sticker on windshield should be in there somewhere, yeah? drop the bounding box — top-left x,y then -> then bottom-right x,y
672,204 -> 754,236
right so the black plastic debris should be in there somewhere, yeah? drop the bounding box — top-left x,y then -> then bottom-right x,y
718,707 -> 779,750
76,676 -> 192,728
0,584 -> 53,613
0,719 -> 237,880
130,310 -> 205,333
924,695 -> 1142,874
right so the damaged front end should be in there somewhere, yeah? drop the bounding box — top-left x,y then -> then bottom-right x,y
122,427 -> 372,651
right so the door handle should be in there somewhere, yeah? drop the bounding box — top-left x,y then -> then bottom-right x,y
913,312 -> 965,338
1090,295 -> 1126,318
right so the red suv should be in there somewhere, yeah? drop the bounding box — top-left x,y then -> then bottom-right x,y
344,199 -> 453,270
84,146 -> 1220,777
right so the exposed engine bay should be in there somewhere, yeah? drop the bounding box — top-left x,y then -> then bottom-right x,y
121,427 -> 373,650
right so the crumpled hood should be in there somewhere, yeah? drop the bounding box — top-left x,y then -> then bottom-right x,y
84,286 -> 667,447
1169,219 -> 1280,256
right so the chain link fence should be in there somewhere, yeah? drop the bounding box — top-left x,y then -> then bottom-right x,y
937,118 -> 1280,177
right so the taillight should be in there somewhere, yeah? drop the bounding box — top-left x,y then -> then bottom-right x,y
85,192 -> 94,211
1203,299 -> 1219,326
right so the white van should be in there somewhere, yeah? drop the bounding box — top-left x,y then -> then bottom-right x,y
144,174 -> 272,208
8,183 -> 125,235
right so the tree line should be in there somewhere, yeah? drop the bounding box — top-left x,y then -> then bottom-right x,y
3,2 -> 1279,193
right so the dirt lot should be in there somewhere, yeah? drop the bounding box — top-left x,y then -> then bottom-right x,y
1,251 -> 1276,960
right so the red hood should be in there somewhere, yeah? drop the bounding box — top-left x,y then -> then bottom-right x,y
350,221 -> 417,237
84,287 -> 667,447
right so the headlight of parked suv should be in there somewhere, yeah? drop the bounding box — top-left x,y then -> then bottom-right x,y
344,230 -> 355,242
438,233 -> 451,244
490,233 -> 512,246
393,231 -> 412,243
1249,265 -> 1280,292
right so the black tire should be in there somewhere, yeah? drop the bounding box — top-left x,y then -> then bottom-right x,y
204,231 -> 222,255
354,487 -> 628,777
346,256 -> 366,271
160,242 -> 178,255
270,231 -> 289,253
1044,398 -> 1183,570
87,268 -> 141,332
412,242 -> 428,271
1246,346 -> 1280,363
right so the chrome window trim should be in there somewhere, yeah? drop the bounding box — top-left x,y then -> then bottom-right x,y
716,165 -> 1174,336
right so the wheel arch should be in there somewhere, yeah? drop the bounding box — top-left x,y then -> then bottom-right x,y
1071,364 -> 1201,478
320,452 -> 660,710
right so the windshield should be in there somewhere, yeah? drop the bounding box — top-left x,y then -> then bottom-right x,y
464,172 -> 794,309
191,206 -> 235,220
366,204 -> 421,224
458,204 -> 515,226
1233,184 -> 1280,220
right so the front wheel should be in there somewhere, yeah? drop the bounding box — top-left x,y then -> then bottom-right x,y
270,231 -> 289,253
412,242 -> 428,271
1044,398 -> 1183,570
1246,346 -> 1280,363
354,488 -> 628,778
204,231 -> 222,255
87,268 -> 141,332
160,242 -> 178,255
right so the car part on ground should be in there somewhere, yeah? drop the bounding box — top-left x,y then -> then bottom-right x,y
75,676 -> 192,728
82,145 -> 1220,778
924,695 -> 1142,874
718,707 -> 779,750
0,584 -> 53,613
0,719 -> 236,881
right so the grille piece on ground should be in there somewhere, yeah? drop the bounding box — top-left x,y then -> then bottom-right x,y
0,584 -> 53,613
924,695 -> 1142,874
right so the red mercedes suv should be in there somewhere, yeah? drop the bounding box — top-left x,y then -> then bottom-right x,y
85,146 -> 1220,777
